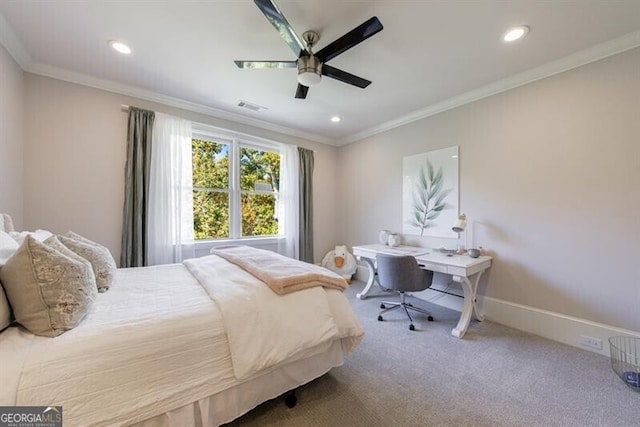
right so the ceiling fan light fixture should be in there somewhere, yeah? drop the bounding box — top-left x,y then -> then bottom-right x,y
297,55 -> 322,87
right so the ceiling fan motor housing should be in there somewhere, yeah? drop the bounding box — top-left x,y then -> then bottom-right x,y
297,55 -> 322,87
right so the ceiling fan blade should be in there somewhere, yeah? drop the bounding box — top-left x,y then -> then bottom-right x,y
234,60 -> 297,69
254,0 -> 306,57
295,84 -> 309,99
322,65 -> 371,88
315,16 -> 383,63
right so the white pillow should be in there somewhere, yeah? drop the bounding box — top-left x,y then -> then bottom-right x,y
9,229 -> 54,245
0,285 -> 11,331
0,231 -> 19,331
0,230 -> 19,267
0,214 -> 14,232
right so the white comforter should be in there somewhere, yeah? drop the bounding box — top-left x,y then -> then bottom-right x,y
184,254 -> 363,379
0,259 -> 363,426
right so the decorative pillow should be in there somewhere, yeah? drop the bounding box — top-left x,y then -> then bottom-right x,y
0,235 -> 97,337
0,230 -> 19,267
59,232 -> 116,292
44,235 -> 98,292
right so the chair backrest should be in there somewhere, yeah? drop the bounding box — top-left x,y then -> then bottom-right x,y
376,254 -> 434,293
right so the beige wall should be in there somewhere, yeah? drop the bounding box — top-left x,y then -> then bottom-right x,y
337,48 -> 640,332
23,74 -> 339,265
0,43 -> 24,228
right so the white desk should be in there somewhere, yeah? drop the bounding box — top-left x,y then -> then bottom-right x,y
352,244 -> 492,338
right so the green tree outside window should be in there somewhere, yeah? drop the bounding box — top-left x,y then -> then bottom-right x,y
192,138 -> 280,239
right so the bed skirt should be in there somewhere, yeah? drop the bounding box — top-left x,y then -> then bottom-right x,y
130,339 -> 346,427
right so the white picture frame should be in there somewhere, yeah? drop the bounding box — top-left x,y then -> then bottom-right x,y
402,146 -> 459,238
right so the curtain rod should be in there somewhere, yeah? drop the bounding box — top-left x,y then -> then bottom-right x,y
120,104 -> 130,112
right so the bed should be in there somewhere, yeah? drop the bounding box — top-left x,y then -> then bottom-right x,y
0,214 -> 364,426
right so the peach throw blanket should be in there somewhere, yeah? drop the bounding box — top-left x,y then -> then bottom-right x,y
210,246 -> 348,295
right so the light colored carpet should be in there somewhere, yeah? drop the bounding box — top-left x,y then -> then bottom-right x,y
225,281 -> 639,426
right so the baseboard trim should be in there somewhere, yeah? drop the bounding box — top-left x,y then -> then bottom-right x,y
477,296 -> 640,357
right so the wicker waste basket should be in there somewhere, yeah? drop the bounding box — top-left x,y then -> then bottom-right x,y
609,336 -> 640,392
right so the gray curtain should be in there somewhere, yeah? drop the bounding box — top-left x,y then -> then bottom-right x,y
298,147 -> 314,263
120,108 -> 155,267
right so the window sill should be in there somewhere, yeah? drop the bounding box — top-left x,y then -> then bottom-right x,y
192,236 -> 283,255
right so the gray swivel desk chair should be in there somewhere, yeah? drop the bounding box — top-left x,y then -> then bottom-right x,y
376,254 -> 435,331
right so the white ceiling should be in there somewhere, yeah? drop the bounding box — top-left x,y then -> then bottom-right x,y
1,1 -> 639,146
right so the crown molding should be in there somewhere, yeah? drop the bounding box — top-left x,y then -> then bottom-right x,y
27,62 -> 336,145
338,30 -> 640,146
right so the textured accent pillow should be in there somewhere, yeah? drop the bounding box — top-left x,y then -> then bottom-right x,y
59,232 -> 116,292
0,235 -> 97,337
44,235 -> 98,292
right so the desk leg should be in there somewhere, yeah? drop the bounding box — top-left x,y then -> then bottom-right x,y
451,271 -> 485,338
356,257 -> 376,300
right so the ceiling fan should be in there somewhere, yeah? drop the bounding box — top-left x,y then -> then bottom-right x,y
234,0 -> 383,99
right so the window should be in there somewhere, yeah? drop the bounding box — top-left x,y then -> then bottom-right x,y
192,133 -> 281,241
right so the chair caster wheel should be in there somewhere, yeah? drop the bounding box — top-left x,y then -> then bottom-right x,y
285,392 -> 297,408
409,324 -> 415,331
380,303 -> 386,309
428,316 -> 434,321
378,315 -> 383,321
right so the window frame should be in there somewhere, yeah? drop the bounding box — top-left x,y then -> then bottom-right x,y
191,125 -> 283,247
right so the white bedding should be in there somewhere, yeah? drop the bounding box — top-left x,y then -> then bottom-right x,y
184,254 -> 362,380
2,264 -> 228,426
0,258 -> 363,426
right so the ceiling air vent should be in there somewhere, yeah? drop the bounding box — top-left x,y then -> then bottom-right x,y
237,100 -> 268,112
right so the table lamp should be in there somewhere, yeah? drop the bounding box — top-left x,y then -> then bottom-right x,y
452,213 -> 467,252
452,213 -> 467,233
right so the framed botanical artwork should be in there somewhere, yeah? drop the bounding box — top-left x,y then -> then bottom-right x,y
402,146 -> 459,238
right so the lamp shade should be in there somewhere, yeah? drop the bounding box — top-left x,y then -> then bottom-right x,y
452,213 -> 467,233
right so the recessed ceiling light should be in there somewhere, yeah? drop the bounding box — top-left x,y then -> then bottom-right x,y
330,116 -> 342,123
109,40 -> 132,55
503,25 -> 529,42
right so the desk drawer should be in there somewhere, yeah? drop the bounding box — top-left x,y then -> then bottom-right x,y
416,261 -> 448,274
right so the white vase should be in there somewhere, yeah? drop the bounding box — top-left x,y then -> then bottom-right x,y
388,233 -> 401,247
379,230 -> 392,245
